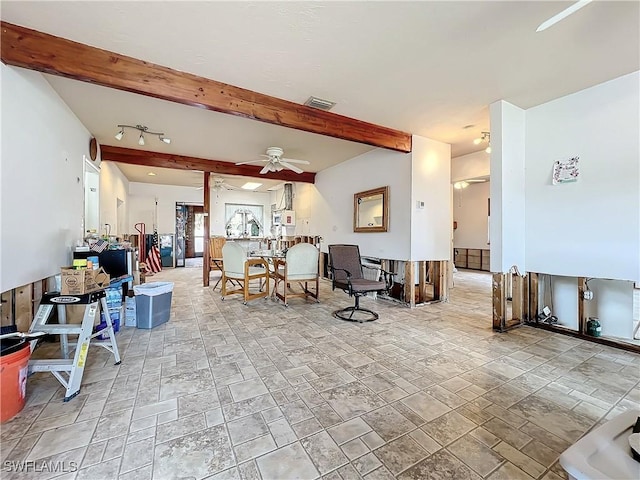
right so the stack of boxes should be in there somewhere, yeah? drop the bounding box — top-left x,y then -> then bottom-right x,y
105,287 -> 122,333
95,281 -> 123,339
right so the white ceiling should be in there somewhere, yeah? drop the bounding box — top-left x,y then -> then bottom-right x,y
117,163 -> 285,193
2,1 -> 638,185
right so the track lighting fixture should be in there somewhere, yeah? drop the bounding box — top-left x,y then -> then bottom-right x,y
473,131 -> 491,153
114,124 -> 171,145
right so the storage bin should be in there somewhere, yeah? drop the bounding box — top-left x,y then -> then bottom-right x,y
133,282 -> 174,329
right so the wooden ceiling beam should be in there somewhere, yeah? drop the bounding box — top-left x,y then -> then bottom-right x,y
100,145 -> 316,184
1,21 -> 412,153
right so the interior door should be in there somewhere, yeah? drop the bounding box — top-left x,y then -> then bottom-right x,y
175,203 -> 187,267
193,212 -> 205,258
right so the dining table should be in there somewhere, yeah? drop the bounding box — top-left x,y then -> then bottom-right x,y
248,249 -> 286,293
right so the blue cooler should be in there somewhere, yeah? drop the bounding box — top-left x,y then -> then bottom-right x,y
133,282 -> 174,329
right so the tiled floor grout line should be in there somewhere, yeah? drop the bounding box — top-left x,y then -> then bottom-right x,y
4,269 -> 638,480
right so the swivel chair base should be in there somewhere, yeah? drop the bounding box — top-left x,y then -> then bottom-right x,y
332,306 -> 378,323
332,294 -> 378,323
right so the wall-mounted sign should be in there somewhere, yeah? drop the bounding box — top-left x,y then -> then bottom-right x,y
552,156 -> 580,185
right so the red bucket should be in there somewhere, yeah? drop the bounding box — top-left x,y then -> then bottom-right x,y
0,339 -> 30,422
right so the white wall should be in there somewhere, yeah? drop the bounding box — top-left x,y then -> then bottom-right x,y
305,148 -> 412,260
296,135 -> 451,261
525,71 -> 639,281
410,135 -> 452,261
212,189 -> 272,236
293,183 -> 320,236
128,182 -> 272,236
586,279 -> 635,339
128,183 -> 203,234
100,162 -> 129,237
1,66 -> 89,292
549,276 -> 579,330
490,100 -> 526,273
451,150 -> 490,182
84,161 -> 100,233
453,182 -> 490,249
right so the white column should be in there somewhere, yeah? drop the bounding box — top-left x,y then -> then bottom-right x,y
490,100 -> 526,273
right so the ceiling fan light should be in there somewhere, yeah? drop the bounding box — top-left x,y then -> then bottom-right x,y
473,138 -> 482,145
138,133 -> 145,146
485,145 -> 492,154
160,136 -> 171,144
115,129 -> 124,141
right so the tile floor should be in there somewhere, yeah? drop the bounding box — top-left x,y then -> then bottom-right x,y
1,269 -> 639,480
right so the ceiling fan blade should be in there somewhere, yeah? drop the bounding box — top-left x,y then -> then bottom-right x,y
260,164 -> 271,175
281,157 -> 310,165
235,159 -> 267,166
279,161 -> 304,174
536,0 -> 592,32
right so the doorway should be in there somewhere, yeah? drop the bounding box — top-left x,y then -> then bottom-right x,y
175,203 -> 204,267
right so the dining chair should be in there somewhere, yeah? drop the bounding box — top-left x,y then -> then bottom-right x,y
328,244 -> 394,322
210,236 -> 226,290
273,243 -> 320,306
221,242 -> 269,304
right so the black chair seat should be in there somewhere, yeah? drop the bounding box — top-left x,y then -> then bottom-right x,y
341,279 -> 386,292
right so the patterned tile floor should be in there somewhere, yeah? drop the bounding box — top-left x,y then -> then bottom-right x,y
2,269 -> 639,480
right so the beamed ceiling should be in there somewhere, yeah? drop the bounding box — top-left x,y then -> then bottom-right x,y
1,1 -> 638,187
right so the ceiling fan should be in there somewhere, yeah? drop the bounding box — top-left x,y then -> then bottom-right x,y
536,0 -> 592,32
196,176 -> 238,191
211,176 -> 239,191
235,147 -> 310,174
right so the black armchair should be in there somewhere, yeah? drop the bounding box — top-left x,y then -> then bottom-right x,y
328,244 -> 394,322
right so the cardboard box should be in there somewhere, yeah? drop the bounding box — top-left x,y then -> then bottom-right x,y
60,267 -> 110,295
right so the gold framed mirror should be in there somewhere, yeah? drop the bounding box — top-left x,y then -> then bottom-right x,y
354,186 -> 389,233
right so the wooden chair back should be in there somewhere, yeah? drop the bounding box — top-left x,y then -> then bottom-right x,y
210,236 -> 226,270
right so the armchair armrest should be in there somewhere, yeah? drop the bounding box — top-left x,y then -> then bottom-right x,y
361,264 -> 395,291
245,258 -> 269,279
330,267 -> 352,291
246,258 -> 268,268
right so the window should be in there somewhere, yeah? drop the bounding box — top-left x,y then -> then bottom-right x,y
225,204 -> 264,237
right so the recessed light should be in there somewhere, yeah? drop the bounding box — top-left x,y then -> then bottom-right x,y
241,182 -> 262,190
147,172 -> 156,176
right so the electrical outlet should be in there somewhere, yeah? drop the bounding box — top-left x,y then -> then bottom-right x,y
583,290 -> 593,300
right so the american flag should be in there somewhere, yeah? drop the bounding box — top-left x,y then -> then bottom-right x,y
90,238 -> 109,253
146,230 -> 162,274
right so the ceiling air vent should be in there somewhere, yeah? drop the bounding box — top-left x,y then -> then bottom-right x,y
304,96 -> 336,111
